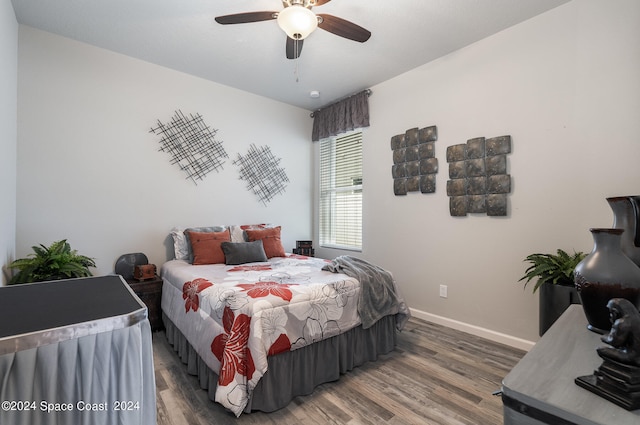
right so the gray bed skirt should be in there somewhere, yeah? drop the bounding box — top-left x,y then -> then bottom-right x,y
162,312 -> 398,413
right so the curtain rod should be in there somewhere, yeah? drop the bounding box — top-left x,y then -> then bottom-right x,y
310,89 -> 372,118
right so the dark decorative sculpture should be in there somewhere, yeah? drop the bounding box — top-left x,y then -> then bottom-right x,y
575,298 -> 640,410
598,298 -> 640,366
150,110 -> 227,185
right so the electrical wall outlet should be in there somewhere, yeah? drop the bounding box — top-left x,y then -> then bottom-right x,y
439,284 -> 448,298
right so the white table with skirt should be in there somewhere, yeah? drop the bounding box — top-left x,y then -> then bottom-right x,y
0,275 -> 156,425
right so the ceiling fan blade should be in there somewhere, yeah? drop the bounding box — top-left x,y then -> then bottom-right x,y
286,37 -> 304,60
313,0 -> 332,5
317,14 -> 371,42
215,11 -> 277,25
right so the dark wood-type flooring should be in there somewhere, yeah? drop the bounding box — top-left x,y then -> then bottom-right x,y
153,317 -> 525,425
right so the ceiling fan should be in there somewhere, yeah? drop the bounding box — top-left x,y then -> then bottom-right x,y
215,0 -> 371,59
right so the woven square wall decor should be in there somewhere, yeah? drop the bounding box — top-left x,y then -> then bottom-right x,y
391,126 -> 438,195
446,135 -> 512,216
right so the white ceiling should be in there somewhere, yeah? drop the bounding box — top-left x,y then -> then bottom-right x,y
11,0 -> 570,111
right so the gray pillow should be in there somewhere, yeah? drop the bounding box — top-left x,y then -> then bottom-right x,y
221,240 -> 268,265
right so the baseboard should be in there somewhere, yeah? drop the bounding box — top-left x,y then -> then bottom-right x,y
409,308 -> 536,352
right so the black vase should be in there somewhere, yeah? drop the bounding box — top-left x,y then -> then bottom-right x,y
607,195 -> 640,267
574,228 -> 640,334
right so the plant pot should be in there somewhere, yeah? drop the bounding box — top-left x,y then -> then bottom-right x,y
539,282 -> 580,336
574,228 -> 640,334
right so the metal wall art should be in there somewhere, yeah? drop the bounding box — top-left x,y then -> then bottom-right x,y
446,135 -> 512,216
233,144 -> 289,205
391,126 -> 438,195
150,110 -> 228,185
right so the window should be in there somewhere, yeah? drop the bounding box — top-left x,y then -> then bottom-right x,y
319,131 -> 363,251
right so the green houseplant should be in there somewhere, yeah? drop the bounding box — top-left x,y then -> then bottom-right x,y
519,249 -> 587,292
518,249 -> 586,335
8,239 -> 96,285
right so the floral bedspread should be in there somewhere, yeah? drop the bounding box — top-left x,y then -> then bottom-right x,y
160,255 -> 379,416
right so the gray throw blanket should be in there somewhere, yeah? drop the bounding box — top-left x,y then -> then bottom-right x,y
322,256 -> 409,330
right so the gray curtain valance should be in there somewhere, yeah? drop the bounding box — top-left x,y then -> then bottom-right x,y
311,90 -> 370,142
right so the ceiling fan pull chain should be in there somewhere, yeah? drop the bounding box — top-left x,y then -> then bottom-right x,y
294,39 -> 300,82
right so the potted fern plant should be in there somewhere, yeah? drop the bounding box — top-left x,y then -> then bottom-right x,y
8,239 -> 96,285
518,249 -> 586,336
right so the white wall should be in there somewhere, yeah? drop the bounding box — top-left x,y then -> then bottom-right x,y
16,27 -> 313,276
316,0 -> 640,345
0,1 -> 18,286
15,1 -> 640,345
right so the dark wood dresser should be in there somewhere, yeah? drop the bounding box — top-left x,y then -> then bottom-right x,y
126,275 -> 163,331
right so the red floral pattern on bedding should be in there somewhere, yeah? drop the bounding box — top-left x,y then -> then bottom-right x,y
236,281 -> 297,302
287,254 -> 333,262
268,333 -> 291,356
211,306 -> 255,386
228,264 -> 272,272
288,254 -> 309,260
161,254 -> 404,417
182,278 -> 213,312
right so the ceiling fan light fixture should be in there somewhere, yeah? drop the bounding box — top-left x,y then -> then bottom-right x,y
277,5 -> 318,40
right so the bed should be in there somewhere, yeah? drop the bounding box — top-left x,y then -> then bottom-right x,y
160,224 -> 409,417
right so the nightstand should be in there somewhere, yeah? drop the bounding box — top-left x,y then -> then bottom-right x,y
126,275 -> 163,332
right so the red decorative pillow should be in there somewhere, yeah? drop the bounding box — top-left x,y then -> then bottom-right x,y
244,226 -> 286,258
230,223 -> 273,242
186,229 -> 231,265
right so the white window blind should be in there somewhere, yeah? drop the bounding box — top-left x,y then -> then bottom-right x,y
319,132 -> 363,251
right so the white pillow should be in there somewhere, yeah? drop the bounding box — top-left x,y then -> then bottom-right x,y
170,227 -> 189,260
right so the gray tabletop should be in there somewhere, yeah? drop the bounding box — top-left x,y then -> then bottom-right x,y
502,305 -> 640,425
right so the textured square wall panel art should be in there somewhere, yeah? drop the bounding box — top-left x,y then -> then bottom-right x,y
150,110 -> 228,184
446,136 -> 512,217
391,126 -> 438,195
233,144 -> 289,205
